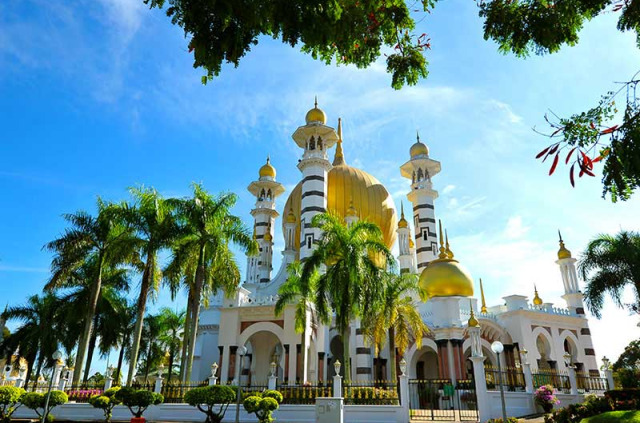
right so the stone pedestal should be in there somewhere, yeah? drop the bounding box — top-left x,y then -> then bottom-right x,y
208,376 -> 218,386
104,376 -> 113,391
604,368 -> 615,391
568,367 -> 579,395
469,356 -> 490,423
333,374 -> 342,398
268,375 -> 277,390
399,374 -> 410,423
522,362 -> 534,393
315,397 -> 343,423
154,376 -> 163,394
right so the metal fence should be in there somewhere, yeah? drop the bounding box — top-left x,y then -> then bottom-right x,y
160,380 -> 208,403
343,380 -> 399,405
408,379 -> 456,420
484,366 -> 526,392
278,383 -> 333,404
532,370 -> 571,394
131,381 -> 155,391
64,384 -> 104,403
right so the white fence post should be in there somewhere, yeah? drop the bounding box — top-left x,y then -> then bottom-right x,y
522,362 -> 534,394
58,376 -> 67,392
604,368 -> 615,391
268,374 -> 277,391
568,366 -> 579,395
399,374 -> 410,423
154,376 -> 163,394
15,377 -> 24,388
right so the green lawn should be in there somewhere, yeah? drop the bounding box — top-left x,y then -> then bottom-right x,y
580,410 -> 640,423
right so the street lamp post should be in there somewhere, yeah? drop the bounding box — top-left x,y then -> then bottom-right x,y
491,341 -> 508,423
43,350 -> 63,423
234,346 -> 247,423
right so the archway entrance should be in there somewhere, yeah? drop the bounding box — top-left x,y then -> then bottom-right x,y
242,330 -> 283,385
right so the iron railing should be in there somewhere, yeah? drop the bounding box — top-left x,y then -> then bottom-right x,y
343,380 -> 399,405
484,366 -> 526,392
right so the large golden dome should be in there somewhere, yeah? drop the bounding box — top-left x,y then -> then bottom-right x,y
419,227 -> 474,298
282,159 -> 397,253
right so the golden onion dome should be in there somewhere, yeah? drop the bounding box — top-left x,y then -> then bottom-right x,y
264,229 -> 273,242
419,223 -> 474,298
557,230 -> 572,259
286,207 -> 296,223
282,164 -> 397,252
305,97 -> 327,125
409,237 -> 415,249
533,285 -> 543,306
468,303 -> 480,328
259,157 -> 276,179
410,133 -> 429,158
346,200 -> 358,217
398,202 -> 408,228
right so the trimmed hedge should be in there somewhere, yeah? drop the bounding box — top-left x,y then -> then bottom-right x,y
544,395 -> 611,423
604,389 -> 640,410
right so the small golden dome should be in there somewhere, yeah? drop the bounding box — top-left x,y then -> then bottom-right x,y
264,229 -> 272,242
410,132 -> 429,158
468,303 -> 480,328
409,237 -> 415,249
286,207 -> 296,223
346,200 -> 357,217
305,97 -> 327,124
259,157 -> 276,179
533,285 -> 543,306
419,222 -> 474,299
557,231 -> 572,259
398,202 -> 408,228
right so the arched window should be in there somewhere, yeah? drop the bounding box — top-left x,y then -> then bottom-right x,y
309,137 -> 316,150
417,168 -> 424,181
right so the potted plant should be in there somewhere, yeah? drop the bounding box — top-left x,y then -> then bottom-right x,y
184,385 -> 236,423
21,390 -> 68,422
114,387 -> 163,423
0,386 -> 25,423
243,390 -> 283,423
88,387 -> 122,423
534,384 -> 559,413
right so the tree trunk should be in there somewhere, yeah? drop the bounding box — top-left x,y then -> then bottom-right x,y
143,341 -> 152,384
388,327 -> 397,381
115,334 -> 127,386
73,259 -> 103,385
83,314 -> 100,383
179,302 -> 192,382
32,351 -> 44,391
342,328 -> 350,382
126,253 -> 154,386
23,352 -> 36,392
167,348 -> 174,384
185,245 -> 206,382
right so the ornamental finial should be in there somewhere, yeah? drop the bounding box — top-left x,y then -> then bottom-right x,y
480,278 -> 488,314
445,229 -> 454,259
438,220 -> 447,259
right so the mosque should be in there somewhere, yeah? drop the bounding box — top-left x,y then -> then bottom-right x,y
192,101 -> 600,385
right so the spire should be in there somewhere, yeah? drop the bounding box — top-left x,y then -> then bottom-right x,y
437,220 -> 447,259
557,229 -> 572,259
445,229 -> 454,259
480,278 -> 488,314
533,284 -> 543,306
468,299 -> 480,327
417,131 -> 421,143
333,117 -> 346,166
398,201 -> 408,228
314,95 -> 318,108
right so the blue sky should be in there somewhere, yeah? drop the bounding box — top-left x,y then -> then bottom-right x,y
1,0 -> 640,376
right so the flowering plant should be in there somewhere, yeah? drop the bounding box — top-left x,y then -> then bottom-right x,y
534,385 -> 560,413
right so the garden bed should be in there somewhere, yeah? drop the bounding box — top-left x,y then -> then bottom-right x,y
580,410 -> 640,423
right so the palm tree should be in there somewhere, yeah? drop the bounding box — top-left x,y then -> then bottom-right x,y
167,184 -> 255,381
122,186 -> 180,386
275,261 -> 318,381
0,294 -> 61,390
302,212 -> 392,381
44,199 -> 137,385
138,313 -> 165,384
157,307 -> 185,383
579,230 -> 640,318
363,272 -> 428,380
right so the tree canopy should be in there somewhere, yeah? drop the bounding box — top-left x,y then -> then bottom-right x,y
145,0 -> 640,201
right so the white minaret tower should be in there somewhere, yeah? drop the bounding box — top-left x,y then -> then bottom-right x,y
396,202 -> 415,273
292,99 -> 339,259
556,231 -> 598,372
246,157 -> 285,286
345,200 -> 358,227
400,133 -> 441,271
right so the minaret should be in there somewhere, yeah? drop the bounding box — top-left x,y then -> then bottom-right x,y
400,132 -> 441,270
345,200 -> 358,227
283,207 -> 297,263
292,99 -> 339,259
245,229 -> 259,287
397,202 -> 414,273
556,231 -> 584,313
246,157 -> 285,284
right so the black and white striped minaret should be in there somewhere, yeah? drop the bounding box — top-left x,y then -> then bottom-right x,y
400,133 -> 441,270
291,99 -> 339,259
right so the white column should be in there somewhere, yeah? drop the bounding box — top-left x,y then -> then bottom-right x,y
104,375 -> 113,391
568,366 -> 579,395
52,362 -> 63,387
355,322 -> 371,382
604,367 -> 615,391
333,372 -> 343,398
399,373 -> 410,423
268,374 -> 277,391
470,356 -> 490,423
522,362 -> 534,394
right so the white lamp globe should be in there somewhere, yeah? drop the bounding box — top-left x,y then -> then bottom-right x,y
491,341 -> 504,354
238,346 -> 247,356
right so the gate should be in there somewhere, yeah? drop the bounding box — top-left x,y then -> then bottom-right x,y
408,379 -> 478,421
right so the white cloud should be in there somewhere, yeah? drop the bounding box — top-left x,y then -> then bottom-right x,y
442,184 -> 456,195
504,215 -> 530,239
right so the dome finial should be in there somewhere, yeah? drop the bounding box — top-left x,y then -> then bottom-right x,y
410,132 -> 429,158
314,95 -> 318,108
417,130 -> 420,143
333,118 -> 346,166
479,278 -> 488,314
533,284 -> 543,306
445,229 -> 454,259
557,229 -> 572,259
438,220 -> 447,259
468,299 -> 480,327
398,201 -> 408,228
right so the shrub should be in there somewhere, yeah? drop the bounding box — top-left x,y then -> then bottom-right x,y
487,418 -> 518,423
543,396 -> 612,423
21,390 -> 68,422
243,390 -> 283,423
604,388 -> 640,410
184,385 -> 236,423
88,387 -> 122,423
0,386 -> 25,423
114,387 -> 163,418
